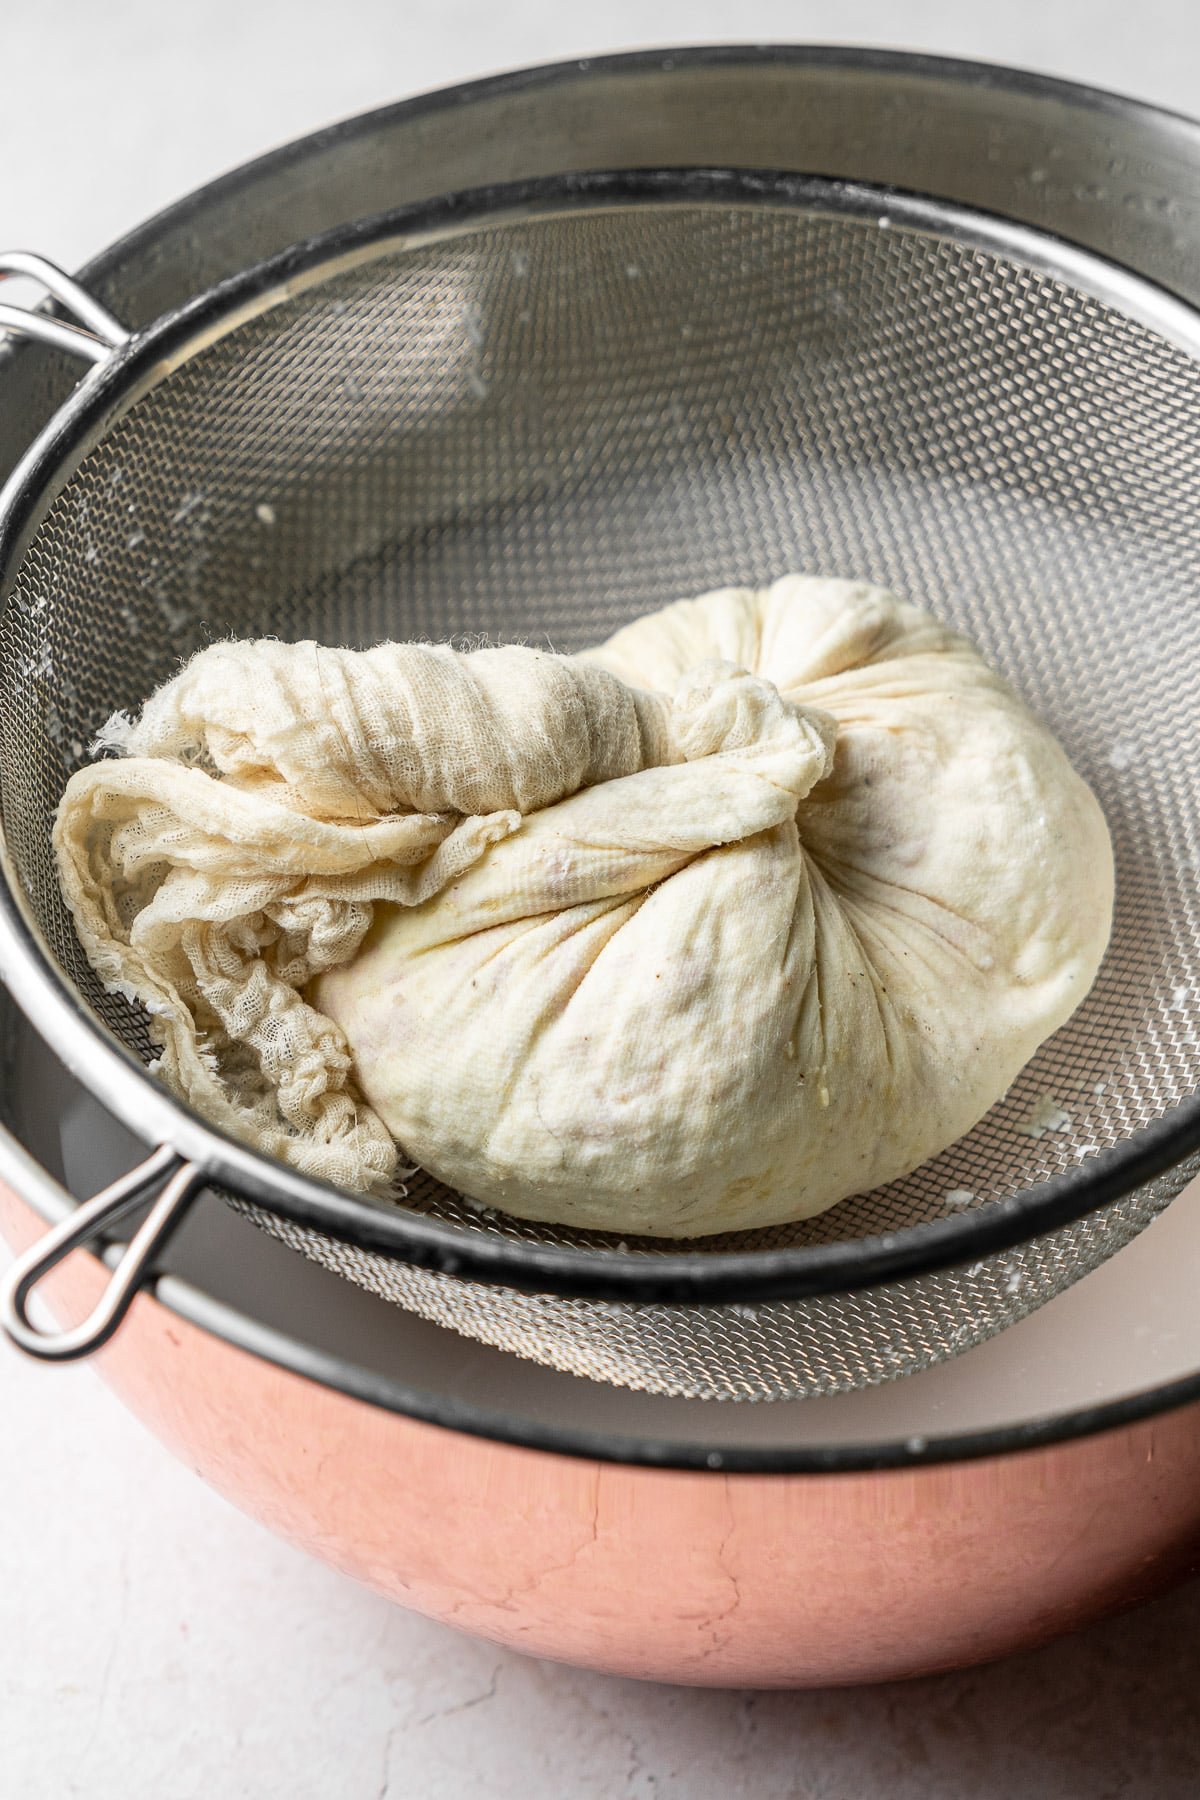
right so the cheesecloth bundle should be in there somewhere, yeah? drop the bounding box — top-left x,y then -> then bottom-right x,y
53,571 -> 1111,1243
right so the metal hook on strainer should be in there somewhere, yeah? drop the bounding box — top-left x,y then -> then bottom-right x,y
2,169 -> 1200,1397
0,251 -> 130,364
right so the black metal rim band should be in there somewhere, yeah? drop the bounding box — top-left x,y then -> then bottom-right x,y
2,73 -> 1199,1306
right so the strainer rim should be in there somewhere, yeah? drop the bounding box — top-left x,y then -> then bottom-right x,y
3,164 -> 1200,1305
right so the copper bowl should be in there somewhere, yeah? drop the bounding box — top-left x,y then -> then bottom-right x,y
4,48 -> 1200,1685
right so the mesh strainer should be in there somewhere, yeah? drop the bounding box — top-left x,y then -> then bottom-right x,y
3,169 -> 1200,1399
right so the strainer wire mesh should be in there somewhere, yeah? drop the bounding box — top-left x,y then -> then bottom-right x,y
3,180 -> 1200,1397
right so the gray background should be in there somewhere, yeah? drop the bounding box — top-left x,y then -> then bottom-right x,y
3,4 -> 1200,1795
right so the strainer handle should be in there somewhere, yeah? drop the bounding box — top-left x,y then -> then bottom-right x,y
0,251 -> 130,366
0,1144 -> 203,1361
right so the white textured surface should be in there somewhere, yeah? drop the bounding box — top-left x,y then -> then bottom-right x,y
5,4 -> 1200,1794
